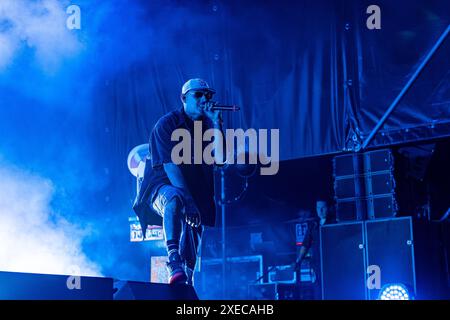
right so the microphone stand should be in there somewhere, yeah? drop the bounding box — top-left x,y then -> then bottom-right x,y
213,110 -> 245,299
220,167 -> 227,300
216,165 -> 252,299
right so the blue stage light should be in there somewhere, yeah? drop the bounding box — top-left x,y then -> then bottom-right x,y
378,283 -> 411,300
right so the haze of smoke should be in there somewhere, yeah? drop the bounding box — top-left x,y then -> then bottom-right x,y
0,161 -> 102,277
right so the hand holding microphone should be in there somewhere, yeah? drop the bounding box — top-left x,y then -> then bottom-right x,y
201,101 -> 240,112
202,101 -> 240,123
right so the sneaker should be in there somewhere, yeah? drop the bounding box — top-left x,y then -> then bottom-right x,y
166,255 -> 187,285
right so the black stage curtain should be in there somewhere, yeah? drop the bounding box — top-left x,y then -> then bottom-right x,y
94,0 -> 346,166
90,0 -> 450,207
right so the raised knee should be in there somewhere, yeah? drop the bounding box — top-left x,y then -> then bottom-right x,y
164,197 -> 183,217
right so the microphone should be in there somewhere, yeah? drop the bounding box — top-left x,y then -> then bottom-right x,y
202,102 -> 240,111
211,105 -> 240,111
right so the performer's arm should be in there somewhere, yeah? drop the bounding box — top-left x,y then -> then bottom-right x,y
203,104 -> 226,165
163,163 -> 200,227
295,223 -> 314,267
296,246 -> 308,265
163,163 -> 190,190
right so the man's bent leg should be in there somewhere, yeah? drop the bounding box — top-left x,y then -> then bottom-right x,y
163,196 -> 183,248
181,224 -> 203,286
152,185 -> 188,284
163,197 -> 188,284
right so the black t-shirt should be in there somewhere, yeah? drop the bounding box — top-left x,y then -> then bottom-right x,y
144,107 -> 216,227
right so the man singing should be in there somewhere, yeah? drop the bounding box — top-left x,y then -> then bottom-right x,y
133,78 -> 223,285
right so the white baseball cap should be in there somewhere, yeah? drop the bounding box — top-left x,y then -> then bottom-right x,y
181,78 -> 216,95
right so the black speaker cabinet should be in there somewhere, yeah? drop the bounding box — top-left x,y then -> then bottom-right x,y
365,217 -> 415,300
334,175 -> 366,199
335,198 -> 367,221
333,153 -> 363,176
320,217 -> 416,300
333,149 -> 393,176
334,172 -> 395,204
334,149 -> 397,221
336,194 -> 397,221
367,195 -> 398,219
320,221 -> 367,300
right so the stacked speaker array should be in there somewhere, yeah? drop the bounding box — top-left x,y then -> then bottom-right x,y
333,149 -> 398,221
326,149 -> 420,300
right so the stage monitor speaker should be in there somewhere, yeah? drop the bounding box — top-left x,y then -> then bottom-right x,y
0,271 -> 113,300
320,222 -> 367,300
365,217 -> 415,300
113,280 -> 198,300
